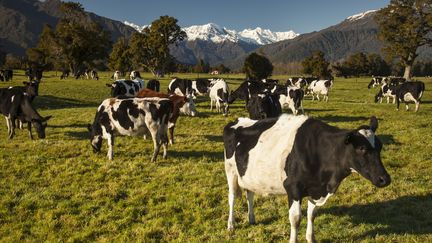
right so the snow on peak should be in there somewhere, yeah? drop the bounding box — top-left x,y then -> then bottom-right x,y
124,21 -> 298,45
346,10 -> 377,21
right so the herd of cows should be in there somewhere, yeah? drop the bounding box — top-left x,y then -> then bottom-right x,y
0,69 -> 428,241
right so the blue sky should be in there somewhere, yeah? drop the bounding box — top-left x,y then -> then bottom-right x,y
71,0 -> 389,33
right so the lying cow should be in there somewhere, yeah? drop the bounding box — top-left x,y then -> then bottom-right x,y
0,87 -> 51,139
130,70 -> 142,80
395,81 -> 425,112
375,83 -> 396,104
147,79 -> 160,92
88,97 -> 172,162
106,79 -> 145,97
308,80 -> 332,101
209,79 -> 230,116
223,115 -> 390,242
136,88 -> 196,144
246,93 -> 281,119
279,86 -> 305,115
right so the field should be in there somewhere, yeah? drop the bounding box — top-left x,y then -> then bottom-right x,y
1,71 -> 432,242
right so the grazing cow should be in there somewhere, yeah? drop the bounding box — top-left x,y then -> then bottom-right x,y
246,93 -> 281,119
395,81 -> 425,112
368,77 -> 384,89
287,77 -> 307,89
0,69 -> 13,81
60,70 -> 70,79
112,71 -> 121,80
168,78 -> 210,98
375,83 -> 396,104
130,71 -> 142,80
228,80 -> 268,105
25,67 -> 43,81
308,80 -> 332,101
88,97 -> 172,162
209,79 -> 230,116
136,88 -> 197,144
89,70 -> 99,80
279,86 -> 305,115
223,115 -> 390,242
74,68 -> 89,79
0,88 -> 51,139
106,79 -> 145,97
147,79 -> 160,92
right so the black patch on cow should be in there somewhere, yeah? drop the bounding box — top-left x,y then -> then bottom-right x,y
217,88 -> 228,102
111,100 -> 139,130
223,118 -> 278,176
148,99 -> 172,122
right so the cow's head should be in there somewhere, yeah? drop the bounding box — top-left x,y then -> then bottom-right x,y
32,115 -> 52,139
23,81 -> 40,98
344,116 -> 391,188
368,79 -> 375,89
179,95 -> 197,117
87,123 -> 102,152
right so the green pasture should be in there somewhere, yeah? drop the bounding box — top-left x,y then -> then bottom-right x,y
0,71 -> 431,242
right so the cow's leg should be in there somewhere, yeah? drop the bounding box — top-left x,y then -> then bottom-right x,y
27,122 -> 33,140
226,170 -> 240,230
168,123 -> 175,145
246,190 -> 256,224
405,102 -> 409,111
149,126 -> 161,162
5,117 -> 10,136
300,102 -> 305,114
289,198 -> 301,243
306,200 -> 317,243
396,97 -> 400,110
415,101 -> 420,112
210,99 -> 213,111
386,96 -> 390,104
8,116 -> 16,139
107,134 -> 114,160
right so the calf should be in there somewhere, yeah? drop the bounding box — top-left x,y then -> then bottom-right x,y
136,88 -> 196,144
147,79 -> 160,92
88,97 -> 172,162
395,81 -> 425,112
106,79 -> 145,97
279,86 -> 305,115
368,77 -> 384,89
0,88 -> 51,139
130,71 -> 142,80
308,80 -> 332,101
246,93 -> 281,119
209,79 -> 230,116
374,83 -> 396,104
223,115 -> 390,242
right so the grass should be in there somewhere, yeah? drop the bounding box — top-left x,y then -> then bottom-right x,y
0,71 -> 431,242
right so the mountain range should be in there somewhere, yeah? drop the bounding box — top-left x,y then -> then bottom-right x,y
1,1 -> 431,71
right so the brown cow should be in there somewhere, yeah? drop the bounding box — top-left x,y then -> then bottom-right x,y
136,89 -> 197,144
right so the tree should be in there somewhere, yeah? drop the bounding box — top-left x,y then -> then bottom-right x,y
193,59 -> 210,73
108,37 -> 131,72
302,51 -> 331,78
243,53 -> 273,80
367,53 -> 391,76
213,63 -> 230,74
375,0 -> 432,79
129,16 -> 186,76
27,24 -> 57,69
344,52 -> 369,76
0,46 -> 6,68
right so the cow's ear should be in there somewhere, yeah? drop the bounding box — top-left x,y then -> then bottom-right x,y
370,116 -> 378,132
345,132 -> 354,145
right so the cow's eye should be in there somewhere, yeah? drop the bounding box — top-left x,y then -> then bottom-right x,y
358,146 -> 367,154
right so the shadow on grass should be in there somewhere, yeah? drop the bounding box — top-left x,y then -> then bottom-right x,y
318,115 -> 369,123
169,150 -> 223,161
320,194 -> 432,240
65,131 -> 89,140
34,95 -> 98,109
378,134 -> 401,145
204,135 -> 223,143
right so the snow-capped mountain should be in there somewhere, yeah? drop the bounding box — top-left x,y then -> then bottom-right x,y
124,22 -> 298,45
346,10 -> 377,21
123,21 -> 148,32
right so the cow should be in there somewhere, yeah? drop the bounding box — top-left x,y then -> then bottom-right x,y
106,79 -> 145,97
147,79 -> 160,92
303,77 -> 318,85
223,115 -> 391,242
0,88 -> 51,139
374,83 -> 396,104
74,68 -> 89,79
385,77 -> 406,86
88,97 -> 172,162
89,70 -> 99,80
279,86 -> 305,115
168,78 -> 210,98
368,76 -> 384,89
286,77 -> 307,89
246,93 -> 281,120
228,80 -> 268,105
112,71 -> 121,80
25,67 -> 43,82
136,88 -> 197,144
0,69 -> 13,81
130,71 -> 142,80
209,79 -> 230,116
307,80 -> 332,101
60,70 -> 70,79
395,81 -> 425,112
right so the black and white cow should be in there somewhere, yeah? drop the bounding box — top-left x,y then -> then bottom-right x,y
307,80 -> 332,101
374,83 -> 396,104
368,77 -> 384,89
112,71 -> 121,80
209,79 -> 230,116
106,79 -> 145,97
60,70 -> 70,79
88,97 -> 172,162
286,77 -> 307,89
279,86 -> 305,115
25,67 -> 43,82
395,81 -> 425,112
0,88 -> 51,139
228,80 -> 268,105
130,71 -> 142,80
146,79 -> 160,92
0,69 -> 13,82
168,78 -> 210,98
246,93 -> 281,119
89,70 -> 99,80
223,115 -> 390,242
